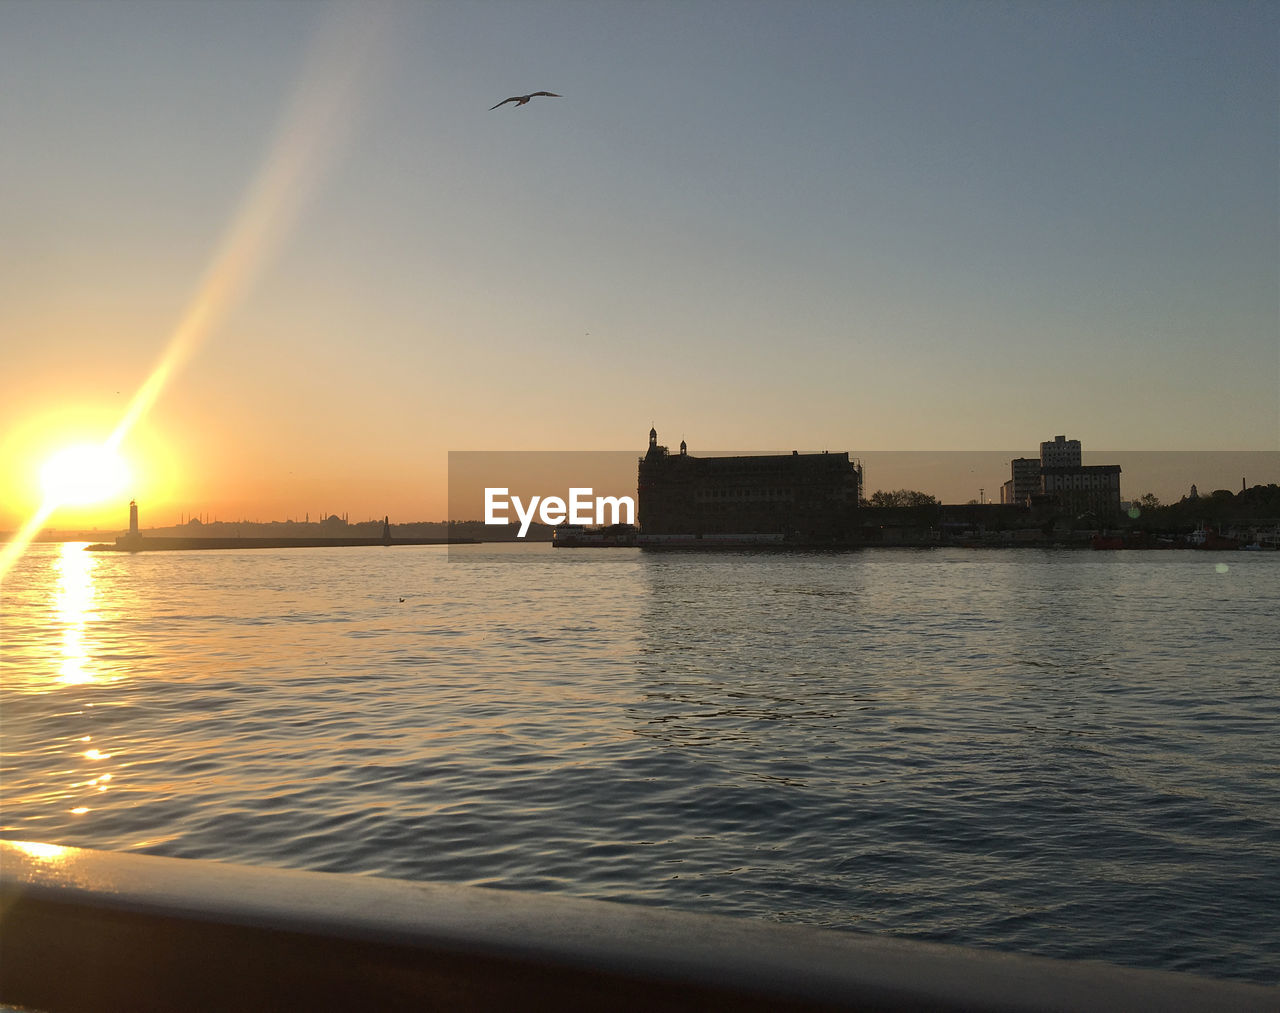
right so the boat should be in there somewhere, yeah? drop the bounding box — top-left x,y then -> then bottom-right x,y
635,532 -> 788,549
552,523 -> 637,548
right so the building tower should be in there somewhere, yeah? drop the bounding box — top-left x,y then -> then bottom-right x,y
1040,435 -> 1082,469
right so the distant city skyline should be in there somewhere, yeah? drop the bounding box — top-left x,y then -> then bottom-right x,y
20,448 -> 1276,535
2,1 -> 1276,531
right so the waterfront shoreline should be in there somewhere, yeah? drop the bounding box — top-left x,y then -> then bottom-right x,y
85,536 -> 479,552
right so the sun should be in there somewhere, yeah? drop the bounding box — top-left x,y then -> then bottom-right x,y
40,443 -> 132,508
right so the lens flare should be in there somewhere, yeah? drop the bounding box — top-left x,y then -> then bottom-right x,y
0,3 -> 391,584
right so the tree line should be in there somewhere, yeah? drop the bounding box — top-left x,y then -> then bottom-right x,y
1126,484 -> 1280,528
860,489 -> 941,508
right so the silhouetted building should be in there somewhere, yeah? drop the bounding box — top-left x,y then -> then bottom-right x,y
1040,464 -> 1122,518
1040,435 -> 1082,468
1001,434 -> 1121,518
638,428 -> 862,542
1001,458 -> 1041,505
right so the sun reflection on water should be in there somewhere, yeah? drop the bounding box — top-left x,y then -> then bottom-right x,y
53,542 -> 98,685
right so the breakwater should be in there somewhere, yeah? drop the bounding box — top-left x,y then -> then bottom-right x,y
86,536 -> 476,552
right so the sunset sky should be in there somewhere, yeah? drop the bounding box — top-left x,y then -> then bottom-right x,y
2,0 -> 1276,530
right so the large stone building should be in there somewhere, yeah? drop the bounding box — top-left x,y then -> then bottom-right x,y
637,428 -> 863,543
1001,434 -> 1121,518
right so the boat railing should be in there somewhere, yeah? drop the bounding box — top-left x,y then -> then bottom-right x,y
1,840 -> 1274,1012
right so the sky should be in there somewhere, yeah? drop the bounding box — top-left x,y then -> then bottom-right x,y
1,0 -> 1277,529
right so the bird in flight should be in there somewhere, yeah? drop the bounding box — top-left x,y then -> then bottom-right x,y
490,91 -> 561,110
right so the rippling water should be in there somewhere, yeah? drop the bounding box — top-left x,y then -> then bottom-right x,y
2,541 -> 1278,984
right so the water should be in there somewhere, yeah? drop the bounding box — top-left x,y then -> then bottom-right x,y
2,541 -> 1278,984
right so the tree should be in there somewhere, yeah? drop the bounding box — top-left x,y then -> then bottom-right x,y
864,489 -> 940,508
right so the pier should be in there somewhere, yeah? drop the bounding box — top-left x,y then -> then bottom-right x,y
86,535 -> 473,552
85,503 -> 477,551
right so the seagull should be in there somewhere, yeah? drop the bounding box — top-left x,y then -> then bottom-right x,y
490,91 -> 561,110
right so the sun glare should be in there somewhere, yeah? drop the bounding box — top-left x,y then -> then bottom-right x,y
40,444 -> 131,508
0,5 -> 387,587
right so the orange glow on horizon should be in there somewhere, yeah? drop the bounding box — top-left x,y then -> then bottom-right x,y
0,5 -> 389,581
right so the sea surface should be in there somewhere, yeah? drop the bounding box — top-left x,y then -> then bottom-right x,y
2,541 -> 1278,984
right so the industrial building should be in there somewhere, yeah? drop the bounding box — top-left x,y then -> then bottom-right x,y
1001,435 -> 1122,518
